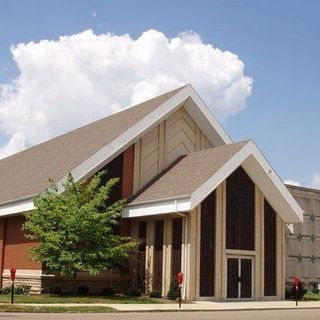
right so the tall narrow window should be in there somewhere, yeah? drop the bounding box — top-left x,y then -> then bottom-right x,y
171,218 -> 182,279
137,221 -> 146,292
264,200 -> 277,296
200,190 -> 216,296
226,167 -> 255,250
153,220 -> 164,292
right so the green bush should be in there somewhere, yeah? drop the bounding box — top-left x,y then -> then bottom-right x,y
167,279 -> 180,300
15,285 -> 31,295
102,287 -> 115,296
291,282 -> 307,300
311,282 -> 319,294
285,288 -> 292,299
0,286 -> 11,294
149,290 -> 162,298
77,286 -> 90,295
0,284 -> 31,295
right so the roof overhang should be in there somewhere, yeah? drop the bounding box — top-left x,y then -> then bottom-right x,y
0,84 -> 232,217
122,140 -> 304,224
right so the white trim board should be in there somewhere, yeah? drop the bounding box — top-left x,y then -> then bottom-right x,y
122,141 -> 304,224
0,84 -> 231,217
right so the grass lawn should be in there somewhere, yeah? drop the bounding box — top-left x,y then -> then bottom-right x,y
0,294 -> 163,304
0,304 -> 115,313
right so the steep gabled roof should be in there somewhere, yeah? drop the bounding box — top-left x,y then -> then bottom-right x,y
0,86 -> 185,207
123,140 -> 303,224
0,84 -> 232,216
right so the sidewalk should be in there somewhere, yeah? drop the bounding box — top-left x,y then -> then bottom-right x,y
5,300 -> 320,312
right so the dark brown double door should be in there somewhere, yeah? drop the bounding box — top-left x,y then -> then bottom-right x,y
227,257 -> 252,299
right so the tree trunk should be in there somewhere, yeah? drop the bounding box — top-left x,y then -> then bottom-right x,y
72,271 -> 77,295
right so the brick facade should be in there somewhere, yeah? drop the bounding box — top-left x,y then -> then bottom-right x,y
0,146 -> 135,293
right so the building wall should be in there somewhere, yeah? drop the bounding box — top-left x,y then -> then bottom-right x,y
286,185 -> 320,288
0,145 -> 135,292
133,178 -> 286,301
133,107 -> 213,191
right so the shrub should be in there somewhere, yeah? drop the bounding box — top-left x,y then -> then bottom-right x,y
124,288 -> 141,297
311,282 -> 319,294
15,285 -> 31,295
149,290 -> 162,298
49,286 -> 62,294
291,282 -> 307,300
0,285 -> 31,295
102,287 -> 115,296
77,286 -> 90,295
285,288 -> 292,299
167,279 -> 180,300
0,286 -> 12,294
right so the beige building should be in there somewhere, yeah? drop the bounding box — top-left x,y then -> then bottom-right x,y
0,84 -> 303,300
286,185 -> 320,288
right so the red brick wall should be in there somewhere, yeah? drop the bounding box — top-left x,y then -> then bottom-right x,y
122,144 -> 134,199
0,219 -> 5,284
3,216 -> 41,270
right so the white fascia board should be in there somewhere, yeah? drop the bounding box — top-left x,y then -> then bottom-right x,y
122,198 -> 191,218
190,142 -> 252,208
241,144 -> 303,223
190,140 -> 303,224
184,86 -> 232,146
0,198 -> 35,217
286,224 -> 294,234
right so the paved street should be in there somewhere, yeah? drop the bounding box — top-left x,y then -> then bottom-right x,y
1,309 -> 320,320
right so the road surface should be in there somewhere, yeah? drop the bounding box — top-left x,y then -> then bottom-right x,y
1,309 -> 320,320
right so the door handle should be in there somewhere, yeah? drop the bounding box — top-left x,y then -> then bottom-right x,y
237,276 -> 241,282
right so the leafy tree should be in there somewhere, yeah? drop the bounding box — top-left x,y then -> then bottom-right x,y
23,171 -> 138,294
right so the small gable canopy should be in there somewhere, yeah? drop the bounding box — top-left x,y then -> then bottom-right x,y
123,140 -> 303,224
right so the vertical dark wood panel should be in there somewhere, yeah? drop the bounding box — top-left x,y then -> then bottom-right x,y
102,153 -> 124,206
137,221 -> 147,292
99,153 -> 124,235
264,200 -> 277,296
200,190 -> 216,296
227,258 -> 239,299
226,167 -> 255,250
171,218 -> 182,279
153,220 -> 164,292
241,259 -> 252,298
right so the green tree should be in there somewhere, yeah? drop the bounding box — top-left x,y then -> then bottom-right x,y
23,171 -> 138,294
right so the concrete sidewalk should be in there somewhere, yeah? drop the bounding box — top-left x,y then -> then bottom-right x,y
6,300 -> 320,311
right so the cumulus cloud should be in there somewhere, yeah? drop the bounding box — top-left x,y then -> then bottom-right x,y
284,179 -> 301,187
0,29 -> 252,158
311,172 -> 320,189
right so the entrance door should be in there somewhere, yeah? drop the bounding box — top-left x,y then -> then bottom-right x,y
227,257 -> 252,299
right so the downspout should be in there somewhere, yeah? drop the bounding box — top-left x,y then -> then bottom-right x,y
176,203 -> 188,300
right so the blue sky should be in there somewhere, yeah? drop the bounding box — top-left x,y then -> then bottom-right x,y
0,0 -> 319,187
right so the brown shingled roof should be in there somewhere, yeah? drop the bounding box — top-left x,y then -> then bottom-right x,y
0,86 -> 186,205
128,141 -> 248,205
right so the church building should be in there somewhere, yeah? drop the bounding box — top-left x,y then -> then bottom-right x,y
0,84 -> 303,301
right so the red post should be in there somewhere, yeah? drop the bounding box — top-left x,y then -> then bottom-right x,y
294,275 -> 300,306
177,272 -> 184,309
10,267 -> 16,305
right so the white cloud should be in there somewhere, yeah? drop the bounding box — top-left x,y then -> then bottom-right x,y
0,29 -> 252,158
284,179 -> 301,187
311,172 -> 320,189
